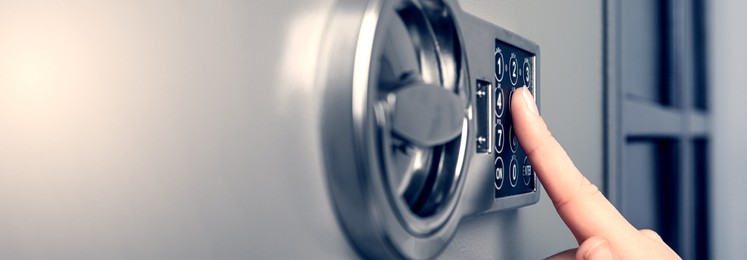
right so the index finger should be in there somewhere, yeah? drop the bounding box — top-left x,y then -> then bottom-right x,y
510,87 -> 638,243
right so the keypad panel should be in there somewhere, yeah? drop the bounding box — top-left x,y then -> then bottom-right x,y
494,39 -> 537,198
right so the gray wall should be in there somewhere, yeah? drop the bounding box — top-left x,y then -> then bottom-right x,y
439,0 -> 604,259
709,1 -> 747,259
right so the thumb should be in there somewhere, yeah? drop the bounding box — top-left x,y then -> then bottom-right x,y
577,237 -> 613,260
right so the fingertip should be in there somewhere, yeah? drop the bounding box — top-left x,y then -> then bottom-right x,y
511,86 -> 538,117
510,87 -> 548,156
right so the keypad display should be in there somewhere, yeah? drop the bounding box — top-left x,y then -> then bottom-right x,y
494,39 -> 537,198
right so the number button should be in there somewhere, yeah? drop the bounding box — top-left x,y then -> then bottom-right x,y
509,54 -> 518,86
495,121 -> 505,153
509,125 -> 518,153
522,58 -> 532,87
495,86 -> 504,118
495,48 -> 505,82
509,157 -> 519,187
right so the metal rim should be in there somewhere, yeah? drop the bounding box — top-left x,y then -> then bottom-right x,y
320,0 -> 472,258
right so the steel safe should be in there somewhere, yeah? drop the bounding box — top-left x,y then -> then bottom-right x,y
0,0 -> 603,259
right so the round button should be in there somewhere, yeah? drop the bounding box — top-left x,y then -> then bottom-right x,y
509,156 -> 519,187
522,58 -> 532,87
495,48 -> 505,82
522,156 -> 533,186
495,86 -> 504,118
507,88 -> 515,118
509,54 -> 518,86
494,157 -> 505,190
494,121 -> 505,154
509,125 -> 519,153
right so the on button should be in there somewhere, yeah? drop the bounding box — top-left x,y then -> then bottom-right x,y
495,157 -> 505,190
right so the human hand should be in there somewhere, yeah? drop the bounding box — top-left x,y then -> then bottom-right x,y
510,87 -> 681,260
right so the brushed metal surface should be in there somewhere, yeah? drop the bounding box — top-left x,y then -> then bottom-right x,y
0,0 -> 355,259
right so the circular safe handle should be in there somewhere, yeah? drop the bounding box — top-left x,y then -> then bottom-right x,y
390,83 -> 465,147
319,0 -> 470,258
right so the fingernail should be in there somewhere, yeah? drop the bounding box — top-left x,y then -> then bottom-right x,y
583,240 -> 613,260
521,87 -> 538,116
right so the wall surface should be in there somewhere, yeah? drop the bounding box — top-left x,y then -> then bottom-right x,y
439,0 -> 604,259
709,1 -> 747,259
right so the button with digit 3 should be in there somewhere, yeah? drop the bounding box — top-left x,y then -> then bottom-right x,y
522,58 -> 532,87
